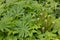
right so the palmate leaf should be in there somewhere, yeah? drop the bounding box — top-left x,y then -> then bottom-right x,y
0,15 -> 14,31
15,21 -> 29,37
14,14 -> 32,37
6,1 -> 25,17
0,0 -> 59,40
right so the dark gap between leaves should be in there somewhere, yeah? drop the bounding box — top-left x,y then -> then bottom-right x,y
57,5 -> 60,7
14,33 -> 19,36
17,39 -> 19,40
47,2 -> 50,4
56,32 -> 58,35
43,36 -> 45,38
1,0 -> 6,4
33,32 -> 38,39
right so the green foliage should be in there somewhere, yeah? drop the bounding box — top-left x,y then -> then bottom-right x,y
0,0 -> 60,40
